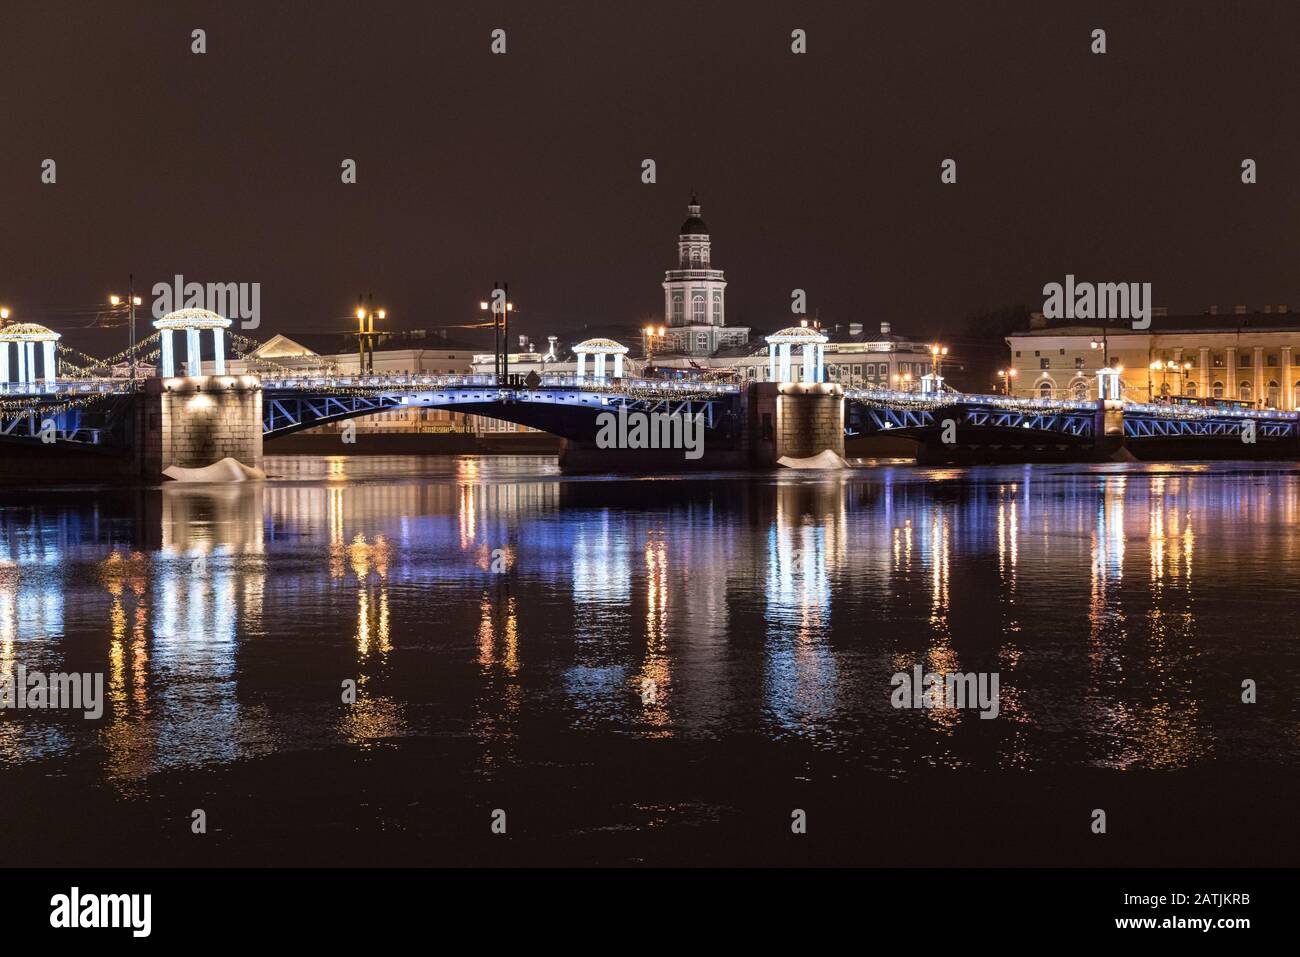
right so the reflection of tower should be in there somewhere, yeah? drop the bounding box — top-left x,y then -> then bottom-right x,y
761,480 -> 845,733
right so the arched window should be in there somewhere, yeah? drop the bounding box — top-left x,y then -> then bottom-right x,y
692,295 -> 706,323
1268,380 -> 1280,408
1239,381 -> 1252,402
1039,380 -> 1053,399
1071,378 -> 1089,400
1185,381 -> 1198,397
1213,380 -> 1224,398
1159,382 -> 1170,398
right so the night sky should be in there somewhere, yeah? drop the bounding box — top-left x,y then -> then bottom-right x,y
3,1 -> 1299,355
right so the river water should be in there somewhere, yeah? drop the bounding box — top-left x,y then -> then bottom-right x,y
1,456 -> 1297,865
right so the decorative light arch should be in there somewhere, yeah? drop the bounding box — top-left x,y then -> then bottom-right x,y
572,337 -> 630,382
0,322 -> 61,391
153,309 -> 232,377
764,326 -> 829,384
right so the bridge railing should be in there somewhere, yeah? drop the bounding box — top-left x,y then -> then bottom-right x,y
259,373 -> 741,395
1124,401 -> 1297,421
844,388 -> 1098,412
0,378 -> 131,398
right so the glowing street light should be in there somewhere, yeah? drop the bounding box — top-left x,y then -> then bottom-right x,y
108,283 -> 145,387
480,286 -> 516,384
354,297 -> 389,374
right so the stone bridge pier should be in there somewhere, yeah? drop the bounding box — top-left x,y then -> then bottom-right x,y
134,376 -> 263,478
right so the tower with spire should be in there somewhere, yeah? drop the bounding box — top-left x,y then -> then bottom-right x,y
661,194 -> 749,357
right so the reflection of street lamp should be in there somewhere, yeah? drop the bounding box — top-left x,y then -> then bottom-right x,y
996,367 -> 1018,395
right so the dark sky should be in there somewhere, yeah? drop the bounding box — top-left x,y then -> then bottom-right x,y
3,0 -> 1299,355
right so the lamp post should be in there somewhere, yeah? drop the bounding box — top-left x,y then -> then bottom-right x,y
479,285 -> 516,385
109,281 -> 144,388
354,297 -> 388,374
892,371 -> 913,393
997,367 -> 1018,395
643,324 -> 666,371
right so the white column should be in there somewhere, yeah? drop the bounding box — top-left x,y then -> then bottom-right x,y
160,329 -> 175,377
43,341 -> 56,387
24,343 -> 36,387
613,353 -> 623,378
1199,347 -> 1209,397
576,353 -> 587,382
15,342 -> 27,388
816,344 -> 825,383
802,343 -> 814,383
768,342 -> 777,381
212,328 -> 226,375
594,353 -> 607,381
186,328 -> 202,376
780,343 -> 791,382
0,343 -> 8,385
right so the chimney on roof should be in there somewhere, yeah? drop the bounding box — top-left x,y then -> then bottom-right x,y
1153,307 -> 1168,317
1234,304 -> 1247,315
879,321 -> 891,336
1209,305 -> 1218,315
849,322 -> 863,336
1280,304 -> 1289,313
1265,304 -> 1273,314
1029,311 -> 1046,329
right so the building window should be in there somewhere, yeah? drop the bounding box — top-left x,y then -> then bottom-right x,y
1267,354 -> 1278,367
1185,381 -> 1198,397
692,295 -> 706,323
1213,380 -> 1224,398
1075,357 -> 1085,370
672,298 -> 683,322
696,332 -> 708,351
1039,380 -> 1053,398
1239,381 -> 1252,401
852,365 -> 862,377
1040,358 -> 1050,369
1240,354 -> 1251,368
1072,379 -> 1088,400
1268,381 -> 1280,407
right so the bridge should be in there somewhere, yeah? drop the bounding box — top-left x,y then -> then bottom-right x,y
4,369 -> 1297,475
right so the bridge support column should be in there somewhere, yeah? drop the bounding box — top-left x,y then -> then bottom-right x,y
0,343 -> 8,386
160,329 -> 175,377
1093,399 -> 1130,461
747,381 -> 845,467
186,328 -> 202,377
42,341 -> 56,388
135,375 -> 263,478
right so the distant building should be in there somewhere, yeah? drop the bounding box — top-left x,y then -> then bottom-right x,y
661,195 -> 750,357
1005,305 -> 1300,408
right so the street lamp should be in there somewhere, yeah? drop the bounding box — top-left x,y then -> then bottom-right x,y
892,371 -> 913,393
479,285 -> 516,384
108,284 -> 145,387
643,324 -> 667,370
997,367 -> 1018,395
354,298 -> 388,374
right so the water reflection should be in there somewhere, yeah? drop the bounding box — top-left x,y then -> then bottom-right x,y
0,458 -> 1296,788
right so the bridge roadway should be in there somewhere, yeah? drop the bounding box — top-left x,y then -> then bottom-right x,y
2,374 -> 1299,460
